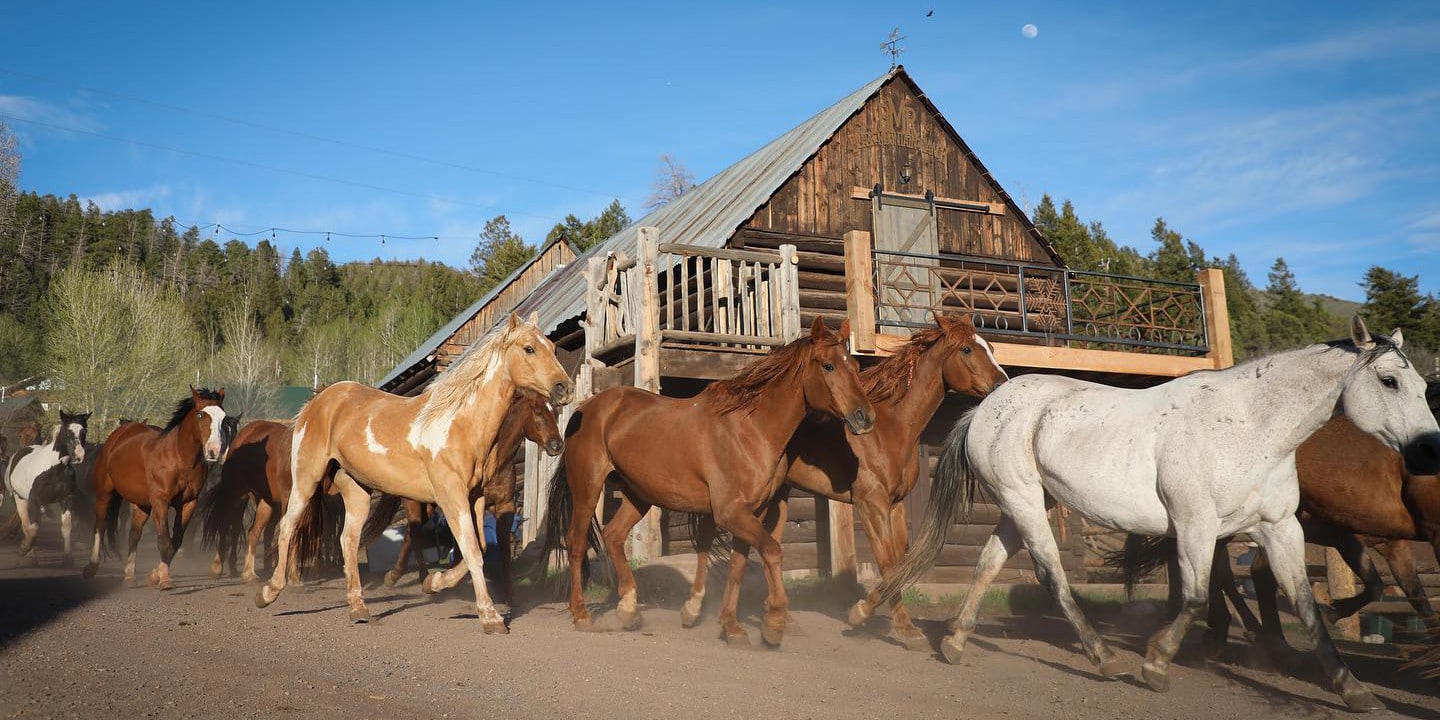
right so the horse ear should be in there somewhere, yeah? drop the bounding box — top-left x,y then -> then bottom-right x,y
527,310 -> 539,326
1391,328 -> 1404,349
810,315 -> 828,339
933,311 -> 951,331
507,312 -> 521,331
837,319 -> 851,342
1350,315 -> 1373,347
216,387 -> 225,403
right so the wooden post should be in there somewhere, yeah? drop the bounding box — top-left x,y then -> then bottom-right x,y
628,227 -> 664,561
1197,268 -> 1233,369
827,498 -> 857,579
1326,548 -> 1361,640
522,440 -> 541,546
582,257 -> 607,527
778,244 -> 801,341
844,231 -> 876,351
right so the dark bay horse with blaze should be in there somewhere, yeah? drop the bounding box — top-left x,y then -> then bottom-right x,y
256,313 -> 572,632
84,388 -> 228,588
546,317 -> 875,647
364,388 -> 564,594
687,315 -> 1008,647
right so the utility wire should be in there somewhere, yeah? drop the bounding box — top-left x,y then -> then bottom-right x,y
0,112 -> 564,223
0,65 -> 632,203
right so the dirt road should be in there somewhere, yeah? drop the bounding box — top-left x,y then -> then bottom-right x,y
1,531 -> 1437,720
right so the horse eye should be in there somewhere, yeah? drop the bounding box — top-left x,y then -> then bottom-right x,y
962,346 -> 973,355
822,362 -> 835,372
1380,376 -> 1398,390
524,345 -> 536,355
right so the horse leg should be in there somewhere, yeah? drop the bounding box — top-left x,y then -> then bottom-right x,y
242,500 -> 273,584
146,497 -> 177,589
1203,543 -> 1235,661
602,497 -> 650,631
682,515 -> 717,628
715,503 -> 789,647
942,515 -> 1031,666
716,534 -> 753,646
123,505 -> 147,583
846,486 -> 895,627
1140,518 -> 1218,693
384,501 -> 421,587
15,496 -> 37,564
494,510 -> 515,606
330,472 -> 372,623
255,448 -> 326,610
1249,547 -> 1296,664
431,484 -> 506,634
60,503 -> 74,567
563,461 -> 608,631
1373,540 -> 1437,631
163,498 -> 199,586
1254,517 -> 1382,712
82,488 -> 116,580
1308,524 -> 1383,621
869,500 -> 929,651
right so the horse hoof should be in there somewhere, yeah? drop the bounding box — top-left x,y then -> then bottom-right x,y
940,635 -> 966,665
82,563 -> 98,580
383,569 -> 401,588
761,622 -> 785,647
1341,687 -> 1384,713
618,609 -> 643,632
1098,655 -> 1128,679
723,630 -> 752,648
349,607 -> 371,624
573,617 -> 596,633
19,553 -> 39,568
847,599 -> 873,627
895,628 -> 930,652
421,573 -> 442,594
254,587 -> 276,609
1141,664 -> 1170,693
483,621 -> 510,635
241,571 -> 260,584
156,578 -> 174,591
680,603 -> 703,628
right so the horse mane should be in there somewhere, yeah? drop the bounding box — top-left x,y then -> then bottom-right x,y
161,388 -> 223,435
416,322 -> 511,429
1323,332 -> 1407,370
701,334 -> 831,415
862,322 -> 975,402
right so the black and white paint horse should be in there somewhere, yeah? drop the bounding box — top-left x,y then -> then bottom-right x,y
3,411 -> 90,565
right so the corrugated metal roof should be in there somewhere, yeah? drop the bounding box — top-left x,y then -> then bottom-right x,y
513,69 -> 900,335
375,238 -> 575,389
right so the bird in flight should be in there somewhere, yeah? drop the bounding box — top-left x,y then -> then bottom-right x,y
926,10 -> 934,16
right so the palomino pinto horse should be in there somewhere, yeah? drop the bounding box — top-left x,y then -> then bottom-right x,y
686,315 -> 1008,648
546,317 -> 875,647
363,388 -> 564,594
4,411 -> 89,564
876,318 -> 1440,712
84,388 -> 228,588
256,313 -> 572,632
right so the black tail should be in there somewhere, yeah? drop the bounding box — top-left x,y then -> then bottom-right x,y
197,467 -> 247,561
361,493 -> 403,547
100,493 -> 124,558
1103,534 -> 1176,598
679,510 -> 731,566
534,460 -> 609,595
873,409 -> 981,606
291,486 -> 337,572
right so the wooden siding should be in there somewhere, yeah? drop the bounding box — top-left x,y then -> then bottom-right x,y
742,79 -> 1053,264
435,241 -> 577,371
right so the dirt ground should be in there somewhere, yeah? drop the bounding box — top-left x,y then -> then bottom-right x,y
1,527 -> 1438,720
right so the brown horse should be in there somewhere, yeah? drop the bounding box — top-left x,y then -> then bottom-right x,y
198,419 -> 325,583
1116,415 -> 1440,659
83,387 -> 228,588
688,315 -> 1008,648
256,313 -> 572,632
545,317 -> 875,647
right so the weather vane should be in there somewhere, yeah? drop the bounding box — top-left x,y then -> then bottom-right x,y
881,27 -> 906,70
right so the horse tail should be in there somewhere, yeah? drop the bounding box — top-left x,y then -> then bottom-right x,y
1104,534 -> 1176,598
291,486 -> 331,571
100,493 -> 124,558
681,510 -> 730,566
873,408 -> 980,606
535,460 -> 610,594
361,493 -> 403,547
197,467 -> 245,557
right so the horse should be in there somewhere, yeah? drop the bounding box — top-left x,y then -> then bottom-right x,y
4,411 -> 89,565
685,314 -> 1008,648
362,387 -> 564,599
544,317 -> 875,647
83,387 -> 228,589
255,312 -> 572,633
1112,414 -> 1440,663
874,317 -> 1440,712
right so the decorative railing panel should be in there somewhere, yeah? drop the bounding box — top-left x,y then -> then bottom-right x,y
872,248 -> 1209,354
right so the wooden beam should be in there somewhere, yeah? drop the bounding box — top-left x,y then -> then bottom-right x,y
850,186 -> 1005,215
659,347 -> 763,380
779,244 -> 802,341
827,498 -> 857,579
843,230 -> 877,352
1326,547 -> 1360,640
1197,267 -> 1234,369
871,332 -> 1213,377
630,227 -> 664,562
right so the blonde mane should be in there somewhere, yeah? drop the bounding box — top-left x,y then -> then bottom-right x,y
415,322 -> 514,429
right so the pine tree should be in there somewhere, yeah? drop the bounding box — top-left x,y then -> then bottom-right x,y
469,216 -> 536,291
1360,266 -> 1438,350
1263,258 -> 1331,349
546,199 -> 631,251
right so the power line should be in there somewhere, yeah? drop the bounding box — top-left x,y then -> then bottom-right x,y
0,64 -> 633,203
0,112 -> 564,223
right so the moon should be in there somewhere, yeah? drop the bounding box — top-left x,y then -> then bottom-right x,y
1021,23 -> 1038,39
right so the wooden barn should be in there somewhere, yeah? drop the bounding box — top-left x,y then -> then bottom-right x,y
379,66 -> 1235,587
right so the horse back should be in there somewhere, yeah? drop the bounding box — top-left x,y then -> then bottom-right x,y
220,420 -> 293,505
1297,417 -> 1422,537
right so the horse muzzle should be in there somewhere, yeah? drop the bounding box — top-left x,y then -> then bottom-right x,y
204,444 -> 223,463
550,381 -> 574,406
544,439 -> 565,457
845,408 -> 875,436
1402,431 -> 1440,477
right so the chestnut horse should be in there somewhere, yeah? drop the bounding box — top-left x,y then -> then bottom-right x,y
256,313 -> 572,632
1116,415 -> 1440,660
545,317 -> 875,647
363,388 -> 564,596
686,315 -> 1008,647
83,387 -> 228,588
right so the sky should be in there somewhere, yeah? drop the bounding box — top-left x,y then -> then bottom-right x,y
2,1 -> 1437,301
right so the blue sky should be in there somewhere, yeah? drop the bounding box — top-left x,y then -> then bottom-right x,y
2,1 -> 1436,301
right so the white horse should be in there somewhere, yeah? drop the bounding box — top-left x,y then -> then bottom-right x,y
876,317 -> 1440,712
4,411 -> 90,565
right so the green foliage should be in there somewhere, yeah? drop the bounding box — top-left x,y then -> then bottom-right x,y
1147,218 -> 1207,283
1360,266 -> 1438,350
546,199 -> 631,251
1262,258 -> 1333,350
469,215 -> 536,291
1030,196 -> 1144,275
1214,254 -> 1269,359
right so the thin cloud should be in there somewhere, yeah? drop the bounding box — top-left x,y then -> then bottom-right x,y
0,95 -> 105,136
82,184 -> 172,212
